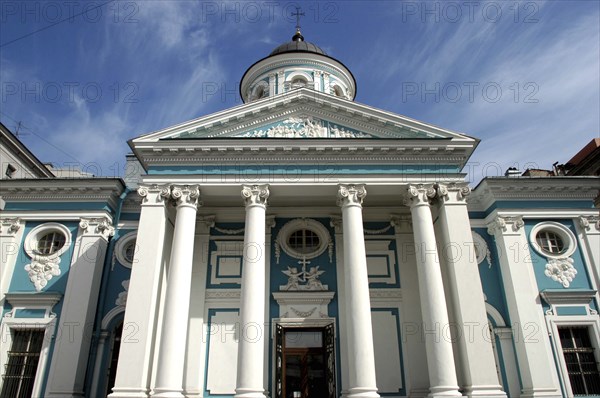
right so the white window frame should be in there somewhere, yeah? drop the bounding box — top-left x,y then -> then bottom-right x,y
24,222 -> 72,259
0,293 -> 61,398
276,219 -> 331,261
113,231 -> 138,269
546,315 -> 600,398
530,221 -> 577,259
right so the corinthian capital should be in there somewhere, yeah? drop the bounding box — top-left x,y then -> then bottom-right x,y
241,185 -> 270,207
337,184 -> 367,207
171,185 -> 201,207
435,183 -> 471,204
487,216 -> 524,235
79,217 -> 115,239
404,184 -> 436,207
137,184 -> 172,204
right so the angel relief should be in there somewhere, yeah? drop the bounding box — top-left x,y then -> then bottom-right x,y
280,258 -> 328,291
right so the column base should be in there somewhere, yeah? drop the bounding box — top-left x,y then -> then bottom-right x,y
463,385 -> 507,398
151,387 -> 184,398
234,388 -> 267,398
428,385 -> 462,398
409,388 -> 430,398
108,388 -> 150,398
520,388 -> 562,398
347,386 -> 380,398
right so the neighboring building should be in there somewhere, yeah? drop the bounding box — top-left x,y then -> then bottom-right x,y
0,28 -> 599,398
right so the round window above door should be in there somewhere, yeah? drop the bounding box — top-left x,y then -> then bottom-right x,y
276,219 -> 331,260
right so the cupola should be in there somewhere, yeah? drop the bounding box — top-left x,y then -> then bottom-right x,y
240,22 -> 356,103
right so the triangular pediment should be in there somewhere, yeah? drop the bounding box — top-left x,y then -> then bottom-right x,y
132,89 -> 477,144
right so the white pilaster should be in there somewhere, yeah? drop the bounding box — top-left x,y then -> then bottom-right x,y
235,184 -> 269,398
495,328 -> 521,398
391,215 -> 430,398
577,215 -> 600,290
153,185 -> 200,398
405,184 -> 461,398
46,217 -> 114,397
323,72 -> 331,94
184,216 -> 214,397
487,215 -> 561,398
313,70 -> 323,91
0,218 -> 24,308
268,73 -> 276,97
109,185 -> 171,398
90,331 -> 110,397
337,184 -> 380,398
435,184 -> 506,398
277,71 -> 285,94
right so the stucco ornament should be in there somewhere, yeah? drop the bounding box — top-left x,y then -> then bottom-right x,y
116,280 -> 130,306
544,257 -> 577,288
280,259 -> 327,291
25,256 -> 61,292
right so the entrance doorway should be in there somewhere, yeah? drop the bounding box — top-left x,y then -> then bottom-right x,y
275,324 -> 336,398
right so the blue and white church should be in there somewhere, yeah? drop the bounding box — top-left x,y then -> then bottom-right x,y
1,27 -> 599,398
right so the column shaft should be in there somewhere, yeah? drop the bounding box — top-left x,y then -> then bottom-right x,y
337,184 -> 379,398
153,185 -> 200,398
235,185 -> 269,398
406,185 -> 461,398
435,184 -> 506,398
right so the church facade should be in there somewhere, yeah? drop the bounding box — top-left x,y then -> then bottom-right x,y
0,30 -> 599,398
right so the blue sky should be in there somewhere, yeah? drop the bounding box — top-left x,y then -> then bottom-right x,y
1,0 -> 598,183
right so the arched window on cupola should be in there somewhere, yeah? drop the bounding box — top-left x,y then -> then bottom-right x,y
251,82 -> 269,102
332,84 -> 345,98
290,76 -> 308,89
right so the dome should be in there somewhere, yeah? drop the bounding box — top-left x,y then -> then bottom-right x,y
269,31 -> 326,56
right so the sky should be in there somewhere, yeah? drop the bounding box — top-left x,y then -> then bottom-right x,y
1,0 -> 599,184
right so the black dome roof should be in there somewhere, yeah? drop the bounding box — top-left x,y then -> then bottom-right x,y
269,31 -> 326,56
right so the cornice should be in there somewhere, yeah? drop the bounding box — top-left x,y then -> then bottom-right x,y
0,179 -> 125,209
469,177 -> 600,212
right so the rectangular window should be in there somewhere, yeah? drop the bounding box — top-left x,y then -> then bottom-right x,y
559,326 -> 600,396
0,330 -> 45,398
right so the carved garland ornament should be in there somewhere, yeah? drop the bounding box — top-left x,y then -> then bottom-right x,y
25,256 -> 62,292
545,257 -> 577,288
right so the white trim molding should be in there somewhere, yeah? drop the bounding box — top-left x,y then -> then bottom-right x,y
0,292 -> 62,398
545,314 -> 600,398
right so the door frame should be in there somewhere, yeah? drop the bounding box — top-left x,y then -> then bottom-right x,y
272,318 -> 337,398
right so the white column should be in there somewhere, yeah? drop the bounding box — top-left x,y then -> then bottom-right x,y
337,184 -> 380,398
405,185 -> 461,398
0,218 -> 24,308
435,184 -> 507,398
153,185 -> 200,398
331,217 -> 351,398
109,184 -> 171,398
235,185 -> 269,398
46,217 -> 114,397
487,216 -> 561,398
391,215 -> 430,398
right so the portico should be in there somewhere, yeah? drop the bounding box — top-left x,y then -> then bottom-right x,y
108,26 -> 505,398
